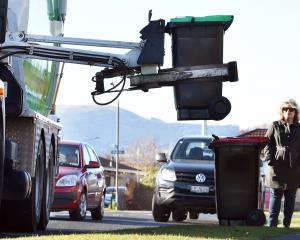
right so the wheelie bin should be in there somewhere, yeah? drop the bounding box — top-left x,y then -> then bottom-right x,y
165,15 -> 234,121
209,136 -> 267,226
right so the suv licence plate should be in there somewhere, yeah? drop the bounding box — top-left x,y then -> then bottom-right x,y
190,186 -> 209,193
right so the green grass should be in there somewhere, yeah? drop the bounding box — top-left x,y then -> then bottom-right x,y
5,213 -> 300,240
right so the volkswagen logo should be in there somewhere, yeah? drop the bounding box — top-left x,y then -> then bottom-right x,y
195,173 -> 206,183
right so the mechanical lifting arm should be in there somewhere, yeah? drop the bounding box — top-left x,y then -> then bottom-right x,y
0,8 -> 238,120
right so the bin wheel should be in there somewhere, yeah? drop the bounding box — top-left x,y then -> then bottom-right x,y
219,219 -> 230,226
172,210 -> 187,222
189,212 -> 199,219
209,96 -> 231,120
246,209 -> 266,226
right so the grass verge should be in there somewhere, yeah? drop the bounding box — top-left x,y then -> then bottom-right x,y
4,213 -> 300,240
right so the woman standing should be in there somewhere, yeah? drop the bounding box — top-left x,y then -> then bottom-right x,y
264,99 -> 300,227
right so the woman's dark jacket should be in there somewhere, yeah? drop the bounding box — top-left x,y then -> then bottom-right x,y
264,120 -> 300,189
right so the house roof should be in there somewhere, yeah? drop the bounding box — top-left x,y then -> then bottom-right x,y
238,128 -> 267,137
99,157 -> 140,173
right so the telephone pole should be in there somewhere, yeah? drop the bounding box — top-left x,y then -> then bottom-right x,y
115,100 -> 120,210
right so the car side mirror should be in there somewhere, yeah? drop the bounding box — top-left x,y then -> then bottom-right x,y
86,160 -> 100,168
156,153 -> 167,163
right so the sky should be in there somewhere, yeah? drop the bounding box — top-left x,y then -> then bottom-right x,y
32,0 -> 300,129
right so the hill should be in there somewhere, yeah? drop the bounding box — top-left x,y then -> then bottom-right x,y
55,105 -> 240,154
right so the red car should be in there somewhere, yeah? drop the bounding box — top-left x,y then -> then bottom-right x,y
51,140 -> 106,221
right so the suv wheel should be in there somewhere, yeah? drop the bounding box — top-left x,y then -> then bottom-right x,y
152,196 -> 170,222
172,210 -> 187,222
189,212 -> 199,219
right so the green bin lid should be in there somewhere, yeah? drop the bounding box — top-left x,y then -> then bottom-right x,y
167,15 -> 234,31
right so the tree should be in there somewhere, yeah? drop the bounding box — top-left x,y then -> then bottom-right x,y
140,166 -> 159,188
124,138 -> 161,170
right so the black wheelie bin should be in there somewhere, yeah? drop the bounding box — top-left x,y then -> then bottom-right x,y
209,136 -> 267,226
165,15 -> 235,121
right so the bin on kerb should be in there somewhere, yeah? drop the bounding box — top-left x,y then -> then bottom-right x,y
209,136 -> 267,226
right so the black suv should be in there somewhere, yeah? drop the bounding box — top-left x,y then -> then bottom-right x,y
152,136 -> 216,222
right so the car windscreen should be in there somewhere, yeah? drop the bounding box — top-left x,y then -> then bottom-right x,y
58,144 -> 80,167
171,138 -> 214,161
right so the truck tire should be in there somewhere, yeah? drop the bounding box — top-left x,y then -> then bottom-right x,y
0,137 -> 45,232
152,195 -> 170,222
91,196 -> 104,220
20,137 -> 45,231
69,192 -> 87,221
38,142 -> 54,230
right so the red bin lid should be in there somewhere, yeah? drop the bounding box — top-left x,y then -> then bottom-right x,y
209,136 -> 268,148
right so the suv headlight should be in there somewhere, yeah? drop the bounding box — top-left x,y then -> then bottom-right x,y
160,168 -> 176,181
56,175 -> 78,187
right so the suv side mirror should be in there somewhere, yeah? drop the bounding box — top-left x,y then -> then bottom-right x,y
155,153 -> 167,163
86,160 -> 100,168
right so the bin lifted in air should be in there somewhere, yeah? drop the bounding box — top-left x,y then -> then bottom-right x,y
0,7 -> 238,120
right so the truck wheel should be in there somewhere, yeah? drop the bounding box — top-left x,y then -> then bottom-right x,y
152,195 -> 170,222
1,138 -> 45,232
69,192 -> 87,221
38,142 -> 54,230
172,210 -> 187,222
91,196 -> 104,220
21,137 -> 45,231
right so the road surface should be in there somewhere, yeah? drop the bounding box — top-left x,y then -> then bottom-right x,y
0,210 -> 218,237
48,210 -> 218,233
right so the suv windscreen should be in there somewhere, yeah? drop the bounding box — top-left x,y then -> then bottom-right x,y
171,138 -> 214,161
58,144 -> 80,167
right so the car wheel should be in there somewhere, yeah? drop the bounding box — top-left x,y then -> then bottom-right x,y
152,195 -> 170,222
91,196 -> 104,220
189,212 -> 199,219
69,192 -> 87,221
172,210 -> 187,222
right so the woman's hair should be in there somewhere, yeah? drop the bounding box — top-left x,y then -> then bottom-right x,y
279,98 -> 299,123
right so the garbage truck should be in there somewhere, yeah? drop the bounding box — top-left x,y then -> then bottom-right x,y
0,0 -> 238,232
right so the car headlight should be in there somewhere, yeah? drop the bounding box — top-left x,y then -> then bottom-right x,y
56,175 -> 78,187
160,168 -> 176,181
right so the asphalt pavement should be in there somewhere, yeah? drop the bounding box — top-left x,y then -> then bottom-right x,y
48,210 -> 300,240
